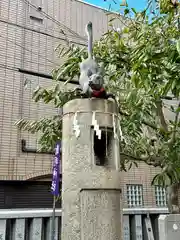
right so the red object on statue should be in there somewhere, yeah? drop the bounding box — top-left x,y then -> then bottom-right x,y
92,87 -> 106,98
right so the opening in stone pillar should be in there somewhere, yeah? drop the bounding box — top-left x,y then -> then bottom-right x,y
93,128 -> 113,166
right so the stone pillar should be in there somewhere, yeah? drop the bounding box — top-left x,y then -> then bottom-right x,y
159,214 -> 180,240
61,98 -> 122,240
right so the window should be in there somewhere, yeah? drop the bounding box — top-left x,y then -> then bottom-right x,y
126,185 -> 143,207
30,15 -> 43,24
155,186 -> 167,206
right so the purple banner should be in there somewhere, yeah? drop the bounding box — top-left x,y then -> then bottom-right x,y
51,142 -> 61,196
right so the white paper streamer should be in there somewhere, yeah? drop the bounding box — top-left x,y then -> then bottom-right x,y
73,112 -> 80,138
113,114 -> 118,140
117,116 -> 126,142
119,124 -> 123,140
92,111 -> 101,140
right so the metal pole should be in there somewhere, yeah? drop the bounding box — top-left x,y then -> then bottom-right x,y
51,195 -> 56,240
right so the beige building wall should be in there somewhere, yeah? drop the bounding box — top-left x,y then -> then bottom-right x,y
0,0 -> 163,207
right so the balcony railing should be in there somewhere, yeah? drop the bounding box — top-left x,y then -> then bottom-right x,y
0,207 -> 168,239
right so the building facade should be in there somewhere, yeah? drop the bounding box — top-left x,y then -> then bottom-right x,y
0,0 -> 166,208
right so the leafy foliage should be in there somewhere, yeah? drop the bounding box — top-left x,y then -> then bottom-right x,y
147,0 -> 179,13
15,4 -> 180,187
16,116 -> 62,152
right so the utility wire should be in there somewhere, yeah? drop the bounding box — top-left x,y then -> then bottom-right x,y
0,63 -> 78,85
22,0 -> 86,42
0,18 -> 87,47
0,63 -> 17,72
0,63 -> 51,77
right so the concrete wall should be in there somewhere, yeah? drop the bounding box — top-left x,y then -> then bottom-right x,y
0,0 -> 165,207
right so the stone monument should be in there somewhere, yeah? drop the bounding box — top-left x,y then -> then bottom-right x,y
61,98 -> 122,239
61,21 -> 122,240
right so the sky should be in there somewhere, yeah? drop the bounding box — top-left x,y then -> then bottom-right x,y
84,0 -> 147,12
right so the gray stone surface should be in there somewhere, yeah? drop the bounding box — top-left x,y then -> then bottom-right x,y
131,215 -> 143,240
80,190 -> 121,240
29,218 -> 43,240
123,215 -> 130,240
45,217 -> 59,240
0,220 -> 6,240
61,98 -> 122,240
159,214 -> 180,240
144,217 -> 155,240
13,219 -> 25,240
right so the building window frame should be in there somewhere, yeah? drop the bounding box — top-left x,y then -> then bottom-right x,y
126,184 -> 143,207
154,185 -> 167,207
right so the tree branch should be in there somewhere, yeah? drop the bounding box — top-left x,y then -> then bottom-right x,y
156,99 -> 168,132
120,152 -> 163,168
172,102 -> 180,142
